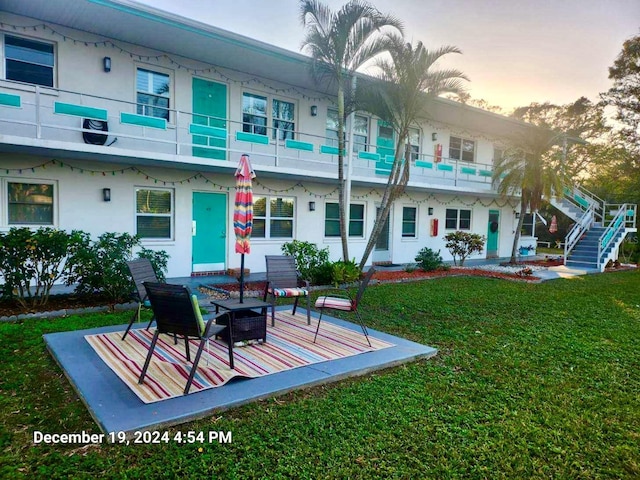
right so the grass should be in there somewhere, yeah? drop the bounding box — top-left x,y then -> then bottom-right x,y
536,247 -> 564,255
1,271 -> 639,478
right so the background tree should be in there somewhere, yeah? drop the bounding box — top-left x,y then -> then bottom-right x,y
596,33 -> 640,205
299,0 -> 403,261
604,33 -> 640,157
510,97 -> 610,180
492,130 -> 567,263
356,38 -> 467,269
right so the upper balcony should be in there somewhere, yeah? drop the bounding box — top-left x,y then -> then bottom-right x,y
0,80 -> 499,194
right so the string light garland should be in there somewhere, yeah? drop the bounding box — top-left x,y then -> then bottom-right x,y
3,159 -> 516,209
0,21 -> 333,102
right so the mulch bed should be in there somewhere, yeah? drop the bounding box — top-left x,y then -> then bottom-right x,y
371,267 -> 539,283
0,292 -> 117,318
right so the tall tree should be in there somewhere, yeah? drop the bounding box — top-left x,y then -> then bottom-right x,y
597,33 -> 640,204
492,130 -> 567,263
356,38 -> 467,269
299,0 -> 403,261
511,97 -> 610,180
604,33 -> 640,157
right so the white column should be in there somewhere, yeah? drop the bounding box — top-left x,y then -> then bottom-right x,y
344,76 -> 357,235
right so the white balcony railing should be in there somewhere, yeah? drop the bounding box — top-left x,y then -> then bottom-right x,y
0,80 -> 497,191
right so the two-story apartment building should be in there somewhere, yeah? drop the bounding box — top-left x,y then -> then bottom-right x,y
0,0 -> 578,278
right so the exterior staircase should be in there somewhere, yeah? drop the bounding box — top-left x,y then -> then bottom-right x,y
549,185 -> 637,271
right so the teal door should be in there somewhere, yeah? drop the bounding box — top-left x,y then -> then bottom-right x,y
375,120 -> 395,175
487,209 -> 500,258
192,78 -> 227,160
192,192 -> 227,272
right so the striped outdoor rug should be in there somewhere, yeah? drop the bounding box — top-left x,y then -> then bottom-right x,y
85,310 -> 393,403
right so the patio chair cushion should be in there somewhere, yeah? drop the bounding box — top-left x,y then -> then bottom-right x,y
269,287 -> 308,298
190,294 -> 205,335
315,296 -> 353,311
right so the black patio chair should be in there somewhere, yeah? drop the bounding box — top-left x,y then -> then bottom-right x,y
313,267 -> 376,347
263,255 -> 311,326
122,258 -> 159,340
138,282 -> 234,395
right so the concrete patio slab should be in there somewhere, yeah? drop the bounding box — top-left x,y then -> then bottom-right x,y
44,308 -> 436,437
536,264 -> 599,280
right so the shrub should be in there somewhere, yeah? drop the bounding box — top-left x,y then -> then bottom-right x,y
414,247 -> 444,271
281,240 -> 331,284
0,227 -> 88,308
67,232 -> 169,304
619,234 -> 639,264
444,231 -> 486,266
404,263 -> 418,273
331,259 -> 361,286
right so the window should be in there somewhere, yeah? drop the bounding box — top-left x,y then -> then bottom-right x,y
493,147 -> 504,166
324,202 -> 364,237
135,188 -> 173,239
7,182 -> 54,225
4,35 -> 54,87
449,136 -> 475,162
521,213 -> 534,237
445,208 -> 471,230
242,93 -> 296,140
242,93 -> 267,135
272,99 -> 295,140
136,68 -> 170,121
253,196 -> 294,238
326,108 -> 339,146
408,127 -> 420,162
402,206 -> 417,238
353,115 -> 369,153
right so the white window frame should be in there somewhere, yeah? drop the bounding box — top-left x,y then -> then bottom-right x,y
4,178 -> 57,227
408,127 -> 420,162
242,91 -> 296,141
324,201 -> 365,238
445,208 -> 472,230
401,206 -> 417,238
252,195 -> 295,239
352,114 -> 369,153
449,136 -> 476,163
135,187 -> 174,240
3,34 -> 56,87
135,66 -> 172,122
326,108 -> 340,146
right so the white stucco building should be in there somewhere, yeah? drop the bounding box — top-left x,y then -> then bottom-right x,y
1,0 -> 632,277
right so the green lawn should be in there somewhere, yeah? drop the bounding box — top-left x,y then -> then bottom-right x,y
1,271 -> 639,478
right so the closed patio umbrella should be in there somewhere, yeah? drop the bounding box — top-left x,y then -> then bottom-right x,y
549,215 -> 558,234
234,154 -> 255,303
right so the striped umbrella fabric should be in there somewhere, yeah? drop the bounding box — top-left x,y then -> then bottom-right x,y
234,154 -> 255,254
549,215 -> 558,233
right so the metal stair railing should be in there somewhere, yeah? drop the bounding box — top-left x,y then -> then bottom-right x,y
564,205 -> 595,264
561,184 -> 605,224
597,204 -> 637,269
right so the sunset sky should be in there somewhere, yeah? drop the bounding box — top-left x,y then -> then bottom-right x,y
137,0 -> 639,112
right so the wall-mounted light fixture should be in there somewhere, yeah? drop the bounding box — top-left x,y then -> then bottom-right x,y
309,201 -> 316,211
428,207 -> 434,215
103,56 -> 111,73
310,105 -> 318,117
431,132 -> 438,142
513,210 -> 520,219
103,188 -> 111,202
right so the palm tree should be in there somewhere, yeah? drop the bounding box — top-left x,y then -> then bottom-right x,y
492,130 -> 568,264
299,0 -> 403,261
356,38 -> 467,269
